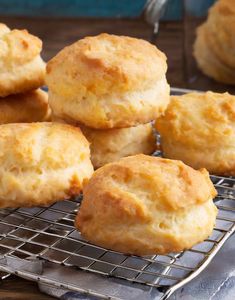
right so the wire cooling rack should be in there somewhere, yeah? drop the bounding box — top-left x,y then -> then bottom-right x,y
0,168 -> 234,299
0,88 -> 234,300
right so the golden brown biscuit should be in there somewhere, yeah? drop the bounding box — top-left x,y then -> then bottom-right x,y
0,122 -> 94,208
206,0 -> 235,69
156,91 -> 235,175
194,24 -> 235,85
193,0 -> 235,84
46,33 -> 170,129
0,89 -> 51,124
0,23 -> 45,97
80,123 -> 156,168
76,154 -> 217,255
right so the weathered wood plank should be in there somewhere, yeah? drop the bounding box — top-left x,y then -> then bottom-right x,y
0,275 -> 54,299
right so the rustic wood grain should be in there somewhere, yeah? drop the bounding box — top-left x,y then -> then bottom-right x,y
0,275 -> 55,299
156,22 -> 185,88
0,16 -> 153,61
0,15 -> 234,299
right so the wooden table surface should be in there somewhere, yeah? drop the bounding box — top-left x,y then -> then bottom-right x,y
0,15 -> 234,299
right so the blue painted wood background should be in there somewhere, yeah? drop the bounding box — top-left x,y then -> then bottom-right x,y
0,0 -> 215,19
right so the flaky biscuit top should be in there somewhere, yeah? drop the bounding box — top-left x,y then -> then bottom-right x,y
156,91 -> 235,148
0,122 -> 90,171
82,155 -> 216,214
46,33 -> 167,99
0,23 -> 42,67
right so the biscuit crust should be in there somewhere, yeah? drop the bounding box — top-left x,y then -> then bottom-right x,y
0,89 -> 51,124
193,0 -> 235,84
46,33 -> 170,128
206,0 -> 235,69
0,122 -> 94,208
76,155 -> 217,255
0,23 -> 45,97
156,92 -> 235,175
194,24 -> 235,84
80,123 -> 156,168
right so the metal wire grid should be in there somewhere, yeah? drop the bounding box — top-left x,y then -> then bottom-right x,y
0,174 -> 234,299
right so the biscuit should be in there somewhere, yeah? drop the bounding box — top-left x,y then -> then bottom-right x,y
0,122 -> 94,208
193,0 -> 235,84
80,123 -> 156,168
0,89 -> 51,124
194,24 -> 235,85
52,116 -> 156,168
0,23 -> 45,97
156,91 -> 235,175
46,33 -> 170,129
76,154 -> 217,255
206,0 -> 235,69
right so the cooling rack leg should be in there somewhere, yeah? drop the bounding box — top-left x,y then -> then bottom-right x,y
0,271 -> 11,280
159,287 -> 176,300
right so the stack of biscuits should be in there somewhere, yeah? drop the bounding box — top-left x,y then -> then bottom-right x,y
0,23 -> 94,209
46,33 -> 170,168
0,26 -> 220,256
0,23 -> 50,123
45,34 -> 218,255
194,0 -> 235,85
